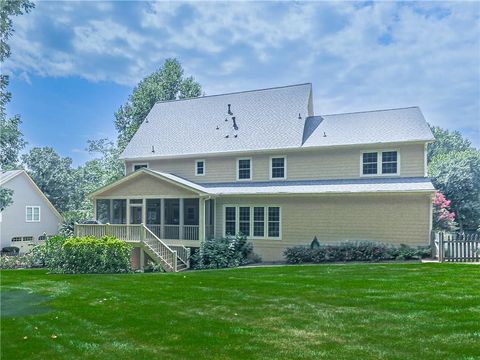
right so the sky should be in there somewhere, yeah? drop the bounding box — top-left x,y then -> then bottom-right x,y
4,1 -> 480,166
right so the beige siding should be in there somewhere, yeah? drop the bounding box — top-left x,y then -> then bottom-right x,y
98,173 -> 196,197
126,143 -> 426,182
215,193 -> 432,261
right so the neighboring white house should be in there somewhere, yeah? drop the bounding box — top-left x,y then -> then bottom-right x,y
0,170 -> 62,253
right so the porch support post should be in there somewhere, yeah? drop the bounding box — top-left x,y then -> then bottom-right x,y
142,198 -> 147,226
126,199 -> 131,225
179,198 -> 184,240
161,198 -> 165,239
199,197 -> 205,242
139,248 -> 145,270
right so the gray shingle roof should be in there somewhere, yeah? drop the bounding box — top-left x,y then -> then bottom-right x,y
148,170 -> 434,195
0,170 -> 23,185
302,107 -> 434,148
121,84 -> 434,160
122,83 -> 312,159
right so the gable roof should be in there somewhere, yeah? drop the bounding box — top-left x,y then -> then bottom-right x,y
121,83 -> 313,159
302,107 -> 434,148
121,83 -> 434,160
0,170 -> 63,221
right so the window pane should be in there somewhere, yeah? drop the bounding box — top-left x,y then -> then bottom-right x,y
239,207 -> 250,236
268,207 -> 280,238
238,159 -> 251,179
225,207 -> 236,236
382,151 -> 397,162
196,161 -> 204,174
382,151 -> 398,174
134,164 -> 148,171
271,158 -> 285,178
26,207 -> 32,221
362,152 -> 378,175
146,199 -> 161,225
33,207 -> 40,221
112,200 -> 127,224
96,200 -> 111,223
253,207 -> 265,237
382,162 -> 397,174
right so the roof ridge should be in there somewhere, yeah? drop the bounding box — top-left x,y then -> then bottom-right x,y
321,106 -> 420,117
154,83 -> 312,105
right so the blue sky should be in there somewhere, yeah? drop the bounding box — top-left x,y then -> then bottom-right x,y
4,1 -> 480,166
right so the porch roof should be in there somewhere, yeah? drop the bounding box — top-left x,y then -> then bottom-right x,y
199,177 -> 435,196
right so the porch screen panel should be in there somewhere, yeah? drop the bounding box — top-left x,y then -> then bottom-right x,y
239,207 -> 250,236
184,199 -> 199,225
112,199 -> 127,224
96,199 -> 110,223
146,199 -> 161,224
225,207 -> 236,236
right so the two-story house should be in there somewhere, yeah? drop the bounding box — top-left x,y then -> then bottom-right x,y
82,83 -> 435,269
0,170 -> 62,253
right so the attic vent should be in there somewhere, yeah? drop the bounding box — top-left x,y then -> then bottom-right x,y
227,104 -> 233,115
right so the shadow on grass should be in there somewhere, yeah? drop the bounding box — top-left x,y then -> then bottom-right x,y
1,289 -> 52,318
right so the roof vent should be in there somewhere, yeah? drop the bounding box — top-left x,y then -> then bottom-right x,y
232,116 -> 238,131
234,134 -> 238,138
227,104 -> 233,115
151,145 -> 155,153
216,125 -> 219,130
323,132 -> 327,137
298,113 -> 302,119
225,135 -> 229,138
225,118 -> 228,122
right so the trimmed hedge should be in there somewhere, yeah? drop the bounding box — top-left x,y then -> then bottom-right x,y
43,235 -> 132,274
284,241 -> 431,264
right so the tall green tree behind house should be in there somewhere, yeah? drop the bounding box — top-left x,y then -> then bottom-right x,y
114,58 -> 202,150
21,147 -> 76,213
0,0 -> 34,170
427,125 -> 480,231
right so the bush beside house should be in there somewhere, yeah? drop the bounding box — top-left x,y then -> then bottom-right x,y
284,241 -> 431,264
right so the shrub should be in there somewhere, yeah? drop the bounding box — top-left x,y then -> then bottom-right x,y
284,241 -> 431,264
43,235 -> 132,274
0,254 -> 36,269
191,234 -> 259,269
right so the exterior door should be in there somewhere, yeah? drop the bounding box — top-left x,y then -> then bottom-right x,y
129,199 -> 143,224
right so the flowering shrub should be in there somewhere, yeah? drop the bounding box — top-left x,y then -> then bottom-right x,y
191,234 -> 259,269
0,254 -> 36,269
284,241 -> 431,264
432,191 -> 457,231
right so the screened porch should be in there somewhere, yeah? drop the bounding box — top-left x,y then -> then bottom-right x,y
95,198 -> 215,241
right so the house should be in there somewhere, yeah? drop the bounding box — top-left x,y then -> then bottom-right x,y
0,170 -> 63,253
78,83 -> 435,271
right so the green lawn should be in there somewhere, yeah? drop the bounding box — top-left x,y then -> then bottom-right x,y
1,264 -> 479,360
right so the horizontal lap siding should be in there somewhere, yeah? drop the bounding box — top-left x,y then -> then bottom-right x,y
215,193 -> 431,261
127,143 -> 426,182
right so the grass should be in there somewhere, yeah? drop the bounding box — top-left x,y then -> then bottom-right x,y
1,264 -> 479,360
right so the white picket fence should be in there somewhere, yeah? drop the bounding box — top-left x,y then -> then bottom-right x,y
432,232 -> 480,263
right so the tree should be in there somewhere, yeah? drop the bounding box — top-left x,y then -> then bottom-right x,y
429,149 -> 480,231
114,58 -> 202,150
427,125 -> 472,163
21,147 -> 76,213
0,187 -> 13,210
0,0 -> 34,170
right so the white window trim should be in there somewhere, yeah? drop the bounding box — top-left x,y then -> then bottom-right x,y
222,204 -> 281,240
132,163 -> 149,172
195,159 -> 205,176
360,150 -> 400,177
236,157 -> 252,181
269,156 -> 287,180
25,206 -> 41,222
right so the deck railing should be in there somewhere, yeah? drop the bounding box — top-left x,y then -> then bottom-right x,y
145,224 -> 199,240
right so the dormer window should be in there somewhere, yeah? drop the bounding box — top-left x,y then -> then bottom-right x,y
362,151 -> 399,176
237,158 -> 252,180
195,160 -> 205,176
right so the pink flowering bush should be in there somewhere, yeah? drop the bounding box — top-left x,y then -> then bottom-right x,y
432,191 -> 457,231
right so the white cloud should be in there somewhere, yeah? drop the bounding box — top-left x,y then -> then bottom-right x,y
3,1 -> 479,145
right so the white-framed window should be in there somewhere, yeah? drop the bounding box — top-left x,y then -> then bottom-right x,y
11,237 -> 22,242
237,158 -> 252,180
132,163 -> 149,172
22,236 -> 34,242
361,151 -> 399,176
26,206 -> 40,222
195,160 -> 205,176
224,205 -> 281,239
270,156 -> 287,179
